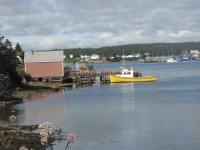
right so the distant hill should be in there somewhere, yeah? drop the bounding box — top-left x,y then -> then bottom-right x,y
56,41 -> 200,58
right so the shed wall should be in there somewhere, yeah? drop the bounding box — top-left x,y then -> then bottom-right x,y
25,62 -> 63,78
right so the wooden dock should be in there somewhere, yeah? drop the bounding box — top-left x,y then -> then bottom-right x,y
31,70 -> 121,86
66,70 -> 121,85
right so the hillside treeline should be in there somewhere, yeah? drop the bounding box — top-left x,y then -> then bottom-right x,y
62,42 -> 200,58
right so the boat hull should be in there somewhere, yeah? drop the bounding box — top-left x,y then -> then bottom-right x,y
181,57 -> 196,62
109,75 -> 156,83
167,59 -> 178,62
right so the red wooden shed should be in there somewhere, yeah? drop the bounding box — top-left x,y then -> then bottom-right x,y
24,50 -> 64,81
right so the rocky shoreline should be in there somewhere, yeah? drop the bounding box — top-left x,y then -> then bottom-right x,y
0,82 -> 75,150
0,122 -> 45,150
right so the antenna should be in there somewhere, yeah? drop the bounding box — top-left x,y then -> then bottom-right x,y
123,50 -> 125,69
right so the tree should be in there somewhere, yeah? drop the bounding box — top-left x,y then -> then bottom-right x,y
0,36 -> 22,84
106,56 -> 111,61
15,42 -> 24,65
15,42 -> 22,52
0,74 -> 12,97
111,56 -> 120,62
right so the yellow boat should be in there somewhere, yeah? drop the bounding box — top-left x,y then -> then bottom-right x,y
109,68 -> 156,83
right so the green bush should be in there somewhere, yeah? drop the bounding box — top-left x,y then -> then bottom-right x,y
17,65 -> 32,82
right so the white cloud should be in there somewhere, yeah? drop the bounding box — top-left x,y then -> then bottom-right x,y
38,37 -> 57,50
1,0 -> 200,50
169,30 -> 190,37
99,32 -> 113,39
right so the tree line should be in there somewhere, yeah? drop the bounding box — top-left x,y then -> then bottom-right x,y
61,42 -> 200,59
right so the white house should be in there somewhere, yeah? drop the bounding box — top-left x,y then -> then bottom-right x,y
90,54 -> 100,59
134,54 -> 140,58
127,55 -> 134,58
80,55 -> 90,59
121,53 -> 141,58
190,50 -> 199,54
190,50 -> 199,58
70,54 -> 73,58
121,55 -> 126,59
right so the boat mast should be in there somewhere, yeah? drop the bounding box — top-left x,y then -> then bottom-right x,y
123,50 -> 125,69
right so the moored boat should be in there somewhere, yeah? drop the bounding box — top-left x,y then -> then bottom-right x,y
167,58 -> 178,63
181,49 -> 196,62
181,56 -> 196,62
109,50 -> 156,83
109,68 -> 156,83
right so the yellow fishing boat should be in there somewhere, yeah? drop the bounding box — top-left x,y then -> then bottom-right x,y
109,50 -> 156,83
109,68 -> 156,83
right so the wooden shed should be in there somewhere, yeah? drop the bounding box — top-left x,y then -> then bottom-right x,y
24,50 -> 64,82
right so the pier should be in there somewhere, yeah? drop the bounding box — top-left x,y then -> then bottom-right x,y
144,56 -> 173,62
65,70 -> 121,85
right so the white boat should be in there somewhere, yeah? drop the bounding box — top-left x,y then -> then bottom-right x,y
167,58 -> 178,62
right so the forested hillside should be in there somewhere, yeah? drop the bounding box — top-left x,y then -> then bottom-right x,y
61,42 -> 200,58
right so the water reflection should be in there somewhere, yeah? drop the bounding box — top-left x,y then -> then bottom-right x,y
27,90 -> 64,102
21,90 -> 66,124
10,62 -> 200,150
110,83 -> 135,111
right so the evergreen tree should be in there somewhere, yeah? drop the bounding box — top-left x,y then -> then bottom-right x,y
111,56 -> 120,62
0,36 -> 21,84
15,42 -> 22,52
14,42 -> 24,64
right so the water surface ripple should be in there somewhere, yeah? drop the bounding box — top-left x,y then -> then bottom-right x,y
13,62 -> 200,150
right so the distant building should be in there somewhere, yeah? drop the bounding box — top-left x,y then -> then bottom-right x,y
190,50 -> 199,58
90,54 -> 100,59
190,50 -> 199,54
127,55 -> 134,58
135,54 -> 140,57
121,55 -> 126,59
80,54 -> 90,59
70,54 -> 73,58
121,54 -> 140,58
24,51 -> 64,79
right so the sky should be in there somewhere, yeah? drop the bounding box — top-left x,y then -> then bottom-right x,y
0,0 -> 200,51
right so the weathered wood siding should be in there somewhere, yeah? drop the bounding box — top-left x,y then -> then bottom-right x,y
25,62 -> 63,78
24,51 -> 64,78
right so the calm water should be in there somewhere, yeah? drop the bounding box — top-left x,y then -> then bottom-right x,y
12,62 -> 200,149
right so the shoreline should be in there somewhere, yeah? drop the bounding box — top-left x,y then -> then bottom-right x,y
0,122 -> 45,150
0,82 -> 75,149
1,82 -> 76,104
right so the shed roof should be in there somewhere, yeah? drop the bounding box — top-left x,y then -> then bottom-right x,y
24,51 -> 64,63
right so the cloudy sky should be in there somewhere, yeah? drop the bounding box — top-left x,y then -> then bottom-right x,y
1,0 -> 200,51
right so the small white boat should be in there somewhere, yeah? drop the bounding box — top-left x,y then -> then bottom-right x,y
167,58 -> 178,63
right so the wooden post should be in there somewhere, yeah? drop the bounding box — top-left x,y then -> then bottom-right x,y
79,76 -> 82,87
100,76 -> 102,83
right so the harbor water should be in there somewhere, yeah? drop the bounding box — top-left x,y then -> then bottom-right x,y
8,62 -> 200,149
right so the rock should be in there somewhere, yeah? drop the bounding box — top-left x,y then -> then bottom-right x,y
9,115 -> 16,120
0,122 -> 46,149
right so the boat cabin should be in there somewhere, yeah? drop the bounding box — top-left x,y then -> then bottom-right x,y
116,69 -> 142,78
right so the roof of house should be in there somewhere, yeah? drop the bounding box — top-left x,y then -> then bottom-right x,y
24,50 -> 64,63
